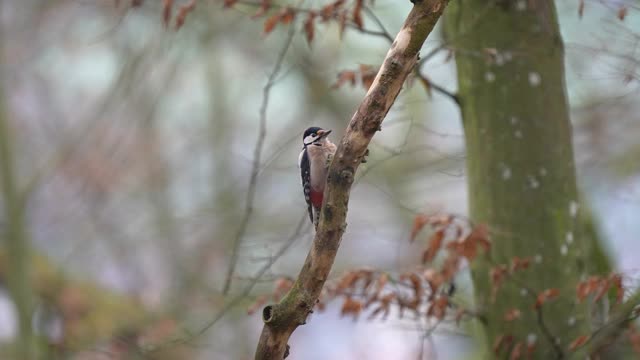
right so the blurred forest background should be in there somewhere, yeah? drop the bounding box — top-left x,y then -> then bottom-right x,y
0,0 -> 639,359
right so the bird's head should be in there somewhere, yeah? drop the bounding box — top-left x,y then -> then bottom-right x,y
302,127 -> 332,147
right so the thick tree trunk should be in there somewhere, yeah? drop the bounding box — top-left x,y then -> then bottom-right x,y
0,64 -> 34,359
444,1 -> 593,358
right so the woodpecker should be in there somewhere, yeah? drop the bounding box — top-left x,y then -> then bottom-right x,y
298,126 -> 337,228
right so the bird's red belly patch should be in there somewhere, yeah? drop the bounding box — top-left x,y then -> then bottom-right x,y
310,190 -> 323,208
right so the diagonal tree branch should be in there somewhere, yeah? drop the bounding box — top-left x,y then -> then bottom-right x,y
254,1 -> 450,359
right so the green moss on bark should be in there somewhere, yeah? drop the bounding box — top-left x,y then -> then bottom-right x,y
444,1 -> 600,357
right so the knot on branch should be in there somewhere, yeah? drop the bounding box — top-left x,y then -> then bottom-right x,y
262,305 -> 275,323
340,169 -> 354,184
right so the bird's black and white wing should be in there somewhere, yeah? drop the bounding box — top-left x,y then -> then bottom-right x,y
298,148 -> 313,223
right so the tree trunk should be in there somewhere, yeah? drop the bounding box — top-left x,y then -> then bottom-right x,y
444,1 -> 595,358
0,75 -> 34,358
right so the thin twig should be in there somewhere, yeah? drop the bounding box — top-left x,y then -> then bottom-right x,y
361,5 -> 458,105
222,25 -> 296,295
415,72 -> 460,105
147,214 -> 309,353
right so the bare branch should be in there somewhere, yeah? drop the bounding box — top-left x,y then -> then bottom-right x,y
222,25 -> 296,295
254,1 -> 450,358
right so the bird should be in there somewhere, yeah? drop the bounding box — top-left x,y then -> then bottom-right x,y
298,126 -> 337,228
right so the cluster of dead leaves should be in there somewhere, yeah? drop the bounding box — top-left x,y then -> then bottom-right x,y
328,268 -> 452,321
576,273 -> 624,305
223,0 -> 373,45
411,214 -> 490,262
489,256 -> 532,302
332,64 -> 378,90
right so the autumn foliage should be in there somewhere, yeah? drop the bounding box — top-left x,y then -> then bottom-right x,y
248,211 -> 640,359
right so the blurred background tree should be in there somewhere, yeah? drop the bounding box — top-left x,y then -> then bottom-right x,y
0,0 -> 639,359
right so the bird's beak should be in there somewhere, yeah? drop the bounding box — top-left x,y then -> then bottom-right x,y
317,129 -> 332,139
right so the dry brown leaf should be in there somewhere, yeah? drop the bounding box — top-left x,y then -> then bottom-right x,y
427,295 -> 448,320
422,229 -> 444,263
341,297 -> 363,318
359,64 -> 377,90
611,273 -> 624,304
618,7 -> 628,21
511,256 -> 531,272
263,13 -> 280,34
332,71 -> 357,89
353,0 -> 364,29
175,0 -> 196,30
410,214 -> 430,241
535,288 -> 560,309
280,7 -> 296,24
304,11 -> 316,45
490,264 -> 508,302
568,335 -> 589,351
162,0 -> 173,27
504,308 -> 521,322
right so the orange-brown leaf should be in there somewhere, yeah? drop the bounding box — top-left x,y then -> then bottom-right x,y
470,223 -> 491,253
303,11 -> 316,45
162,0 -> 173,27
358,64 -> 377,90
440,253 -> 460,282
341,297 -> 363,318
611,273 -> 624,304
423,268 -> 444,296
427,295 -> 449,320
175,0 -> 196,30
253,0 -> 272,18
504,308 -> 521,322
352,0 -> 364,29
535,288 -> 560,309
407,272 -> 423,303
618,7 -> 628,21
490,265 -> 509,302
568,335 -> 589,351
280,7 -> 296,24
263,13 -> 280,34
511,256 -> 531,272
423,229 -> 444,263
410,214 -> 430,241
332,70 -> 357,89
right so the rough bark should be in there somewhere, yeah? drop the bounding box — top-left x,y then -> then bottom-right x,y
444,0 -> 622,358
253,1 -> 449,359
